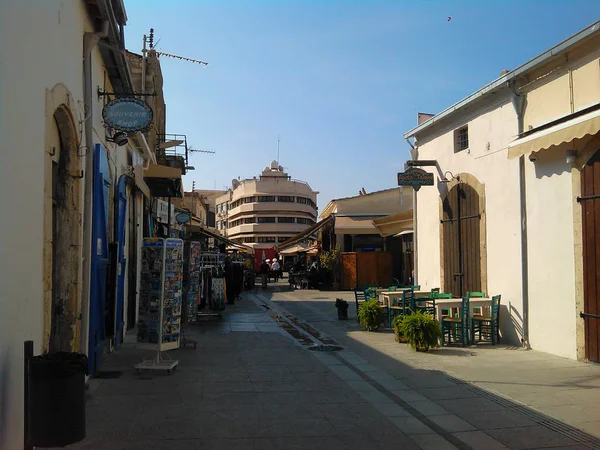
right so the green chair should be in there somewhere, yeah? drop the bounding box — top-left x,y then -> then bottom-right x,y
354,290 -> 366,323
388,289 -> 413,328
471,295 -> 501,345
441,296 -> 470,347
388,286 -> 398,292
410,285 -> 421,291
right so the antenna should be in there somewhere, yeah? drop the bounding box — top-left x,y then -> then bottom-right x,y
277,134 -> 280,163
146,28 -> 208,67
189,146 -> 216,155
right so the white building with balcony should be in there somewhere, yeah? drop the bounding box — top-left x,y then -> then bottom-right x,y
215,161 -> 318,250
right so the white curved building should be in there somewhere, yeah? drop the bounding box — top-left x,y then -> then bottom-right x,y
215,161 -> 318,250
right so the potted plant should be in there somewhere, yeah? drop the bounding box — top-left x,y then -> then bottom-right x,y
358,298 -> 382,331
392,315 -> 407,343
335,298 -> 349,320
320,245 -> 341,290
400,311 -> 441,352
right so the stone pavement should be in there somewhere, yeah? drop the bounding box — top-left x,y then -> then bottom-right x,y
263,287 -> 600,448
61,285 -> 600,449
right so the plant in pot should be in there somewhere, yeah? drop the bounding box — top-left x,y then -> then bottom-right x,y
392,315 -> 407,343
400,310 -> 441,352
335,298 -> 349,320
358,298 -> 382,331
320,245 -> 341,290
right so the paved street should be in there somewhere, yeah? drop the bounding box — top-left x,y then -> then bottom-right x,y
66,285 -> 600,449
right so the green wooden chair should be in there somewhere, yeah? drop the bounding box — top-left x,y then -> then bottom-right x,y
441,296 -> 470,347
388,286 -> 398,291
388,289 -> 413,328
354,290 -> 366,323
471,295 -> 501,345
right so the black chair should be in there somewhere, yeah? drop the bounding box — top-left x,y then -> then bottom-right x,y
354,290 -> 367,323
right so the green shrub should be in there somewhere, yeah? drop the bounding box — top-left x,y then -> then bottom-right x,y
400,311 -> 441,351
392,315 -> 407,343
358,299 -> 382,331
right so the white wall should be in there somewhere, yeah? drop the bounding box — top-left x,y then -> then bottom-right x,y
0,2 -> 91,448
414,97 -> 526,345
525,149 -> 577,359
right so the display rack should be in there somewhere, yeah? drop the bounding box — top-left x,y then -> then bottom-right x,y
197,252 -> 223,319
136,238 -> 183,373
181,241 -> 200,349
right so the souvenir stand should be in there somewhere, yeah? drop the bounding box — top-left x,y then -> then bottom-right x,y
181,241 -> 201,349
136,237 -> 183,373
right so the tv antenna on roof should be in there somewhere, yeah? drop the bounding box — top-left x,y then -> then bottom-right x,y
189,146 -> 216,155
145,28 -> 208,67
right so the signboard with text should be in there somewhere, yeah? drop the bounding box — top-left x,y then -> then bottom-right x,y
397,167 -> 434,191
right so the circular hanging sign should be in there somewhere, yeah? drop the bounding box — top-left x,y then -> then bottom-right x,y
175,212 -> 191,225
102,97 -> 154,133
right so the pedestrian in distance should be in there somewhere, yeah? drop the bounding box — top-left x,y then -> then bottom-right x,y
260,260 -> 270,289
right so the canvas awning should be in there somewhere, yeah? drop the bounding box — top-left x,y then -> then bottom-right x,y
335,216 -> 381,235
186,224 -> 254,253
372,210 -> 413,237
143,163 -> 184,198
507,105 -> 600,160
279,244 -> 310,256
133,164 -> 151,199
278,215 -> 334,250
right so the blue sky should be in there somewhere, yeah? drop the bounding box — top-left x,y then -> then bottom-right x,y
123,0 -> 599,212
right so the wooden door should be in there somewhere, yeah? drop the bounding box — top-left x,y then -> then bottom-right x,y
376,252 -> 393,287
357,252 -> 378,288
442,184 -> 482,297
581,150 -> 600,362
340,252 -> 357,290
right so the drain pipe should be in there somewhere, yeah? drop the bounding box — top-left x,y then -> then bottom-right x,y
80,20 -> 109,355
510,84 -> 531,349
406,138 -> 418,286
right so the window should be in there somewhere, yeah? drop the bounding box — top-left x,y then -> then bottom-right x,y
243,217 -> 256,224
454,125 -> 469,152
278,236 -> 292,242
278,196 -> 295,202
296,197 -> 308,204
297,217 -> 312,225
243,196 -> 256,203
258,217 -> 276,223
278,217 -> 295,223
244,237 -> 256,243
258,236 -> 276,243
258,196 -> 276,202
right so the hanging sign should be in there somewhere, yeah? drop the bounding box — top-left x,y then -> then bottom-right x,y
175,212 -> 191,225
102,97 -> 153,133
397,167 -> 434,191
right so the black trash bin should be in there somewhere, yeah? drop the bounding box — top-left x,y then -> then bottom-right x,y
28,352 -> 88,448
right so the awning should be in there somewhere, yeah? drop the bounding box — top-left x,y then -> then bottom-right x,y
279,244 -> 310,256
393,230 -> 414,237
335,216 -> 381,235
133,164 -> 151,199
186,225 -> 254,253
372,210 -> 413,237
143,163 -> 184,198
507,105 -> 600,160
278,215 -> 334,250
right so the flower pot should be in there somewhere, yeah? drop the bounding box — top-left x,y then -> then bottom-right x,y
337,308 -> 348,320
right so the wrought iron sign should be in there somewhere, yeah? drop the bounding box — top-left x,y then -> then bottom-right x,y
397,167 -> 434,191
102,96 -> 154,134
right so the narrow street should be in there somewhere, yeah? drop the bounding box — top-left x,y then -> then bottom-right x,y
65,285 -> 600,450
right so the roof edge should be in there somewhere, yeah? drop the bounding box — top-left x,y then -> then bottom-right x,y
403,20 -> 600,139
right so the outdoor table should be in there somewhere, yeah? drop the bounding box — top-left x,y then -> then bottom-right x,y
380,289 -> 428,308
426,297 -> 491,319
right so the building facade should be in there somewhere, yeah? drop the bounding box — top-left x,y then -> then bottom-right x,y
216,161 -> 318,250
403,20 -> 600,361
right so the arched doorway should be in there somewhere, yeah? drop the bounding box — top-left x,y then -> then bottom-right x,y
581,149 -> 600,362
47,106 -> 82,353
441,181 -> 484,297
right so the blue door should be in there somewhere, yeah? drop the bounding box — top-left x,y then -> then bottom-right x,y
89,144 -> 111,374
114,175 -> 128,345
